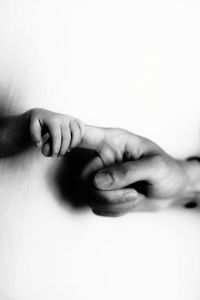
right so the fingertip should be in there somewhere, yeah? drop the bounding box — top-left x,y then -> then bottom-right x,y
93,172 -> 114,189
122,190 -> 138,203
42,143 -> 51,157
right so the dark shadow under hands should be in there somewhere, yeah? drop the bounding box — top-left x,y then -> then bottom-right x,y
0,87 -> 33,158
54,148 -> 98,210
53,149 -> 200,214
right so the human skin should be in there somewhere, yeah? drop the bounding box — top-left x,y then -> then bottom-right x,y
1,110 -> 199,217
29,109 -> 84,157
0,108 -> 84,158
78,126 -> 200,216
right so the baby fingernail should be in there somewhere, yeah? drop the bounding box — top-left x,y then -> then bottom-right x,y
94,172 -> 113,188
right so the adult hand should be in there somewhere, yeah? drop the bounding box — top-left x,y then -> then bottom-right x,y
79,127 -> 200,216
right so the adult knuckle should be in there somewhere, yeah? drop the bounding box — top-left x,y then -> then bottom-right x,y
118,163 -> 132,177
151,155 -> 166,171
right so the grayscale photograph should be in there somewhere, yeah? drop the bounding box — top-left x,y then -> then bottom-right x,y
0,1 -> 199,299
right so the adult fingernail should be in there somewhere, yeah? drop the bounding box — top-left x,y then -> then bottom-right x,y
94,172 -> 113,189
122,191 -> 138,203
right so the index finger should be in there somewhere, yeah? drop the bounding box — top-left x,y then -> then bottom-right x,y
78,125 -> 105,151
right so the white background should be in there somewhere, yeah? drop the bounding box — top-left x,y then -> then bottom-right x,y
0,0 -> 200,299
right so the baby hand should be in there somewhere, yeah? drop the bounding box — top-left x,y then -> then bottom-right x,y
29,108 -> 84,158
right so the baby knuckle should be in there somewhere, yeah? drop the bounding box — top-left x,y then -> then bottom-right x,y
64,114 -> 72,121
69,118 -> 75,127
49,115 -> 60,125
30,108 -> 37,119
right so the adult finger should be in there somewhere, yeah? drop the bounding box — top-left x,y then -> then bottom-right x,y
90,187 -> 139,205
80,155 -> 105,182
93,157 -> 157,190
78,125 -> 105,151
90,189 -> 145,216
78,172 -> 144,215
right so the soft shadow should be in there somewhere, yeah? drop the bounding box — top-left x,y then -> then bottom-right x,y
54,148 -> 200,214
54,148 -> 97,209
0,86 -> 33,158
0,86 -> 23,116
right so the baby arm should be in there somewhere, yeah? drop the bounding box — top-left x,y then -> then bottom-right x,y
0,111 -> 31,157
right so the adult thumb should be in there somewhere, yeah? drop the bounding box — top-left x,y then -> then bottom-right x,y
93,158 -> 155,190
